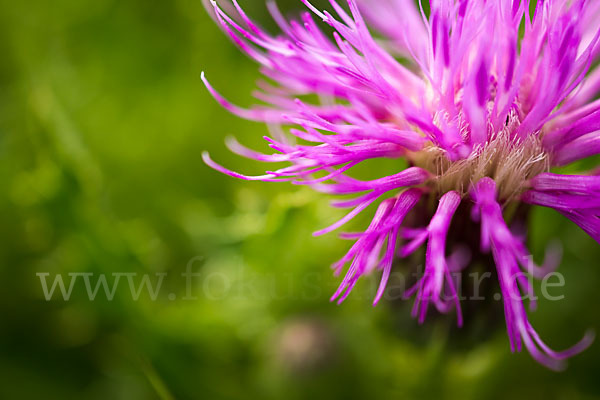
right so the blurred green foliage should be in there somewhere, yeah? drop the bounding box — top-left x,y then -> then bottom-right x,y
0,0 -> 599,399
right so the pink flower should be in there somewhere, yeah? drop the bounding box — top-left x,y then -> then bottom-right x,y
202,0 -> 600,369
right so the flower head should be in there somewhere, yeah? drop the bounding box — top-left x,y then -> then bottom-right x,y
202,0 -> 600,369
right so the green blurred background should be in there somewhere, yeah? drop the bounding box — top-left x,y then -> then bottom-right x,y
1,0 -> 599,399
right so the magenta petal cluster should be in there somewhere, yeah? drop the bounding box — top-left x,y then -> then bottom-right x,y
202,0 -> 600,369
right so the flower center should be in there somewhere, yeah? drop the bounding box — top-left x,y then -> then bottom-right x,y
409,111 -> 550,202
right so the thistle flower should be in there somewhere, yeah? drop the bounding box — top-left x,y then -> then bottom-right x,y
202,0 -> 600,369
